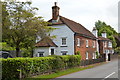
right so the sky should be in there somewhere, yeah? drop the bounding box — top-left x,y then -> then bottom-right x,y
22,0 -> 119,32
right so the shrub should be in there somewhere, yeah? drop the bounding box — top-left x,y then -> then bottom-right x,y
2,55 -> 81,79
96,51 -> 99,59
76,51 -> 80,55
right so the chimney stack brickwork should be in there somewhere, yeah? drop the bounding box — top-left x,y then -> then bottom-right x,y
52,2 -> 60,20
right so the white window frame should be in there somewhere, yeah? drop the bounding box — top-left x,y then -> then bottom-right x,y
86,52 -> 88,60
50,47 -> 55,55
104,41 -> 107,47
92,53 -> 96,59
108,41 -> 112,48
37,51 -> 44,57
61,37 -> 67,46
61,50 -> 68,55
86,40 -> 88,47
93,41 -> 95,48
77,38 -> 80,46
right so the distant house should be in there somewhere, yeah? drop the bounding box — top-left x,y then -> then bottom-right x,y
92,27 -> 114,61
34,2 -> 97,60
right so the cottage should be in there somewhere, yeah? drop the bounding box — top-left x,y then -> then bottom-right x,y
34,2 -> 97,60
92,27 -> 114,61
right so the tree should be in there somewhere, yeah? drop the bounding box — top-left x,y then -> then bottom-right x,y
95,20 -> 118,48
2,1 -> 54,57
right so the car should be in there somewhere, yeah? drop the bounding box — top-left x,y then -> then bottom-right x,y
0,51 -> 13,59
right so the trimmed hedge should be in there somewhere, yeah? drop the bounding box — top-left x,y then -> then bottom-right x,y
2,55 -> 81,79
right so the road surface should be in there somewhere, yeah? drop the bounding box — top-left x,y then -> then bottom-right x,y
51,59 -> 119,80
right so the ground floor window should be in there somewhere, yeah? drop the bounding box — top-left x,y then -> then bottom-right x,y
61,51 -> 68,55
38,52 -> 44,57
92,53 -> 96,59
86,52 -> 88,60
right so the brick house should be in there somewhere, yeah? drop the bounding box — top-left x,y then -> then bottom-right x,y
92,27 -> 114,60
34,2 -> 97,60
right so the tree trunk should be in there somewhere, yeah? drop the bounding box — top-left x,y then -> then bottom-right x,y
31,48 -> 33,58
16,47 -> 20,57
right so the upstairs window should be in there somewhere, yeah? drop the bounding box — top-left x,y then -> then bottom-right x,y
77,38 -> 80,46
108,41 -> 112,48
93,41 -> 95,48
86,40 -> 88,47
61,37 -> 67,46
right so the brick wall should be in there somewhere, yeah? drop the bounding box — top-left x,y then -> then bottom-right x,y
99,40 -> 113,54
75,35 -> 96,60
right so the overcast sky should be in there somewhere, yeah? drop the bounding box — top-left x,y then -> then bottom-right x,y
30,0 -> 119,32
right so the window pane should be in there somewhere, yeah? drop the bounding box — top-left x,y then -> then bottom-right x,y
86,52 -> 88,59
38,52 -> 44,57
61,51 -> 68,55
62,38 -> 66,45
86,40 -> 88,47
77,38 -> 80,46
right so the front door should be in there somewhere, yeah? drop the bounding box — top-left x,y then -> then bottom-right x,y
51,49 -> 54,55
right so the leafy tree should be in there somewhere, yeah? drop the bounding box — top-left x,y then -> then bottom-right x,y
2,1 -> 54,57
95,20 -> 118,48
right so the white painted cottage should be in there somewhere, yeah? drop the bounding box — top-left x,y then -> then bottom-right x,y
33,2 -> 97,60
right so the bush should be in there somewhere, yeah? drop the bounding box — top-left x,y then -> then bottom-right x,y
2,55 -> 81,79
76,51 -> 80,55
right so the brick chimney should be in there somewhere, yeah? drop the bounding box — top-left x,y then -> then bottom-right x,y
102,31 -> 107,38
52,2 -> 60,20
92,27 -> 98,38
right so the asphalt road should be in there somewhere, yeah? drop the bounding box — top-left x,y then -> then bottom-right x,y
51,59 -> 119,80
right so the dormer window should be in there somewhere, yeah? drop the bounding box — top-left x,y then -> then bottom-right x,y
77,38 -> 80,46
86,40 -> 88,47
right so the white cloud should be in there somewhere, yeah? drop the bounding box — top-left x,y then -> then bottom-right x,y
31,0 -> 119,32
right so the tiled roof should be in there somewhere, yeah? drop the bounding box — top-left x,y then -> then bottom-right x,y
35,37 -> 58,47
48,16 -> 96,39
98,36 -> 111,41
114,35 -> 120,41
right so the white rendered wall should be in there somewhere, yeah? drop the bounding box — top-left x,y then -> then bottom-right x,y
34,47 -> 50,57
50,24 -> 75,55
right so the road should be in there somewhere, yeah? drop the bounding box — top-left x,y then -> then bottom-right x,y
51,59 -> 119,80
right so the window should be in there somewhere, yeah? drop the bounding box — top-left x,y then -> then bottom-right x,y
61,51 -> 68,55
108,42 -> 112,48
38,52 -> 44,57
93,41 -> 95,48
92,53 -> 96,59
104,41 -> 107,47
62,37 -> 67,46
86,40 -> 88,47
86,52 -> 88,60
77,38 -> 80,46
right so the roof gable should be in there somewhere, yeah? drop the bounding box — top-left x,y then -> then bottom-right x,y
98,36 -> 111,41
35,37 -> 58,47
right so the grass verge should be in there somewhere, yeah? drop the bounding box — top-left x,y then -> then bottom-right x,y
25,62 -> 106,80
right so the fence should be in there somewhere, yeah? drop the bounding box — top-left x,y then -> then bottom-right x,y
80,58 -> 105,66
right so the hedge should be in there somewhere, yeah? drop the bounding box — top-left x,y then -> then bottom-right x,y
2,55 -> 81,80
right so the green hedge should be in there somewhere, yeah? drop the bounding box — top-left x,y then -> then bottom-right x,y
2,55 -> 81,80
